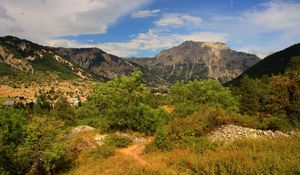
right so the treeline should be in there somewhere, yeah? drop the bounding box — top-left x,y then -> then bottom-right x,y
234,67 -> 300,130
1,70 -> 299,174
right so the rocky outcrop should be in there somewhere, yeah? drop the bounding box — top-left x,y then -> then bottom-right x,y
208,125 -> 295,142
52,47 -> 166,85
0,36 -> 90,79
129,41 -> 260,83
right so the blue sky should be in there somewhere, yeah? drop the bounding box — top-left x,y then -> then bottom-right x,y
1,0 -> 300,58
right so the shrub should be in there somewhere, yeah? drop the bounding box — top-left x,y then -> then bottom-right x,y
153,106 -> 258,151
88,145 -> 115,159
170,80 -> 239,117
52,96 -> 75,124
87,72 -> 166,134
260,115 -> 292,131
14,117 -> 75,175
104,134 -> 132,148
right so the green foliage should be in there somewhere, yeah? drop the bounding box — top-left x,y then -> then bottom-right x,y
170,80 -> 239,117
74,104 -> 109,131
88,144 -> 115,159
287,56 -> 300,72
230,43 -> 300,85
261,115 -> 292,130
53,96 -> 75,124
87,134 -> 132,159
152,107 -> 256,151
87,71 -> 166,134
29,53 -> 78,80
0,106 -> 75,175
0,62 -> 16,76
104,134 -> 132,148
0,107 -> 26,174
14,117 -> 75,174
235,70 -> 300,127
235,75 -> 267,115
0,107 -> 26,147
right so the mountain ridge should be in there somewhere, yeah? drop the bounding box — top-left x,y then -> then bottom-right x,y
229,43 -> 300,86
1,36 -> 261,85
129,41 -> 260,83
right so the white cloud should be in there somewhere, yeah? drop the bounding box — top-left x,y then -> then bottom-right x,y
0,0 -> 149,43
243,1 -> 300,31
175,32 -> 228,43
238,48 -> 274,59
131,9 -> 160,18
154,13 -> 202,27
72,30 -> 227,57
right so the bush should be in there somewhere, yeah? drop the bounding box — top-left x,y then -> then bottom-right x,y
170,80 -> 239,117
14,117 -> 75,175
88,145 -> 115,159
0,107 -> 26,174
153,107 -> 258,151
260,115 -> 292,131
104,134 -> 132,148
52,96 -> 75,124
87,72 -> 166,134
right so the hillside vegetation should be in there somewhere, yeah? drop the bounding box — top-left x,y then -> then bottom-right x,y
1,68 -> 299,174
230,43 -> 300,85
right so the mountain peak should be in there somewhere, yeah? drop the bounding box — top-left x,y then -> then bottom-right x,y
180,41 -> 230,50
130,41 -> 260,83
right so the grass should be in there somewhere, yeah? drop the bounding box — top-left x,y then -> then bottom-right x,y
145,135 -> 300,175
63,134 -> 300,175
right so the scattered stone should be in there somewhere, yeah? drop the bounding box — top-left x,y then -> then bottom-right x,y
71,125 -> 95,136
208,125 -> 291,143
95,134 -> 108,146
115,132 -> 145,144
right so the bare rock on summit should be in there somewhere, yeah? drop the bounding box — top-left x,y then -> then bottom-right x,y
129,41 -> 260,83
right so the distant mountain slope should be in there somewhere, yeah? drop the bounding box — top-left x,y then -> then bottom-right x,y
0,36 -> 261,85
230,43 -> 300,85
0,36 -> 90,82
51,47 -> 166,85
0,36 -> 164,85
129,41 -> 260,83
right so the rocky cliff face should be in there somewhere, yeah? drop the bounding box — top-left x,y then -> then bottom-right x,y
1,36 -> 260,85
52,47 -> 166,85
129,41 -> 260,83
0,36 -> 90,79
52,47 -> 136,79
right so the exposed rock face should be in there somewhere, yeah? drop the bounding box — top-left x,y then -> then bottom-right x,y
53,47 -> 136,79
1,36 -> 260,85
208,125 -> 292,143
52,47 -> 166,85
129,41 -> 260,83
0,36 -> 90,79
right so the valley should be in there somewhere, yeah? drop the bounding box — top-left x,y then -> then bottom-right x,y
1,35 -> 300,175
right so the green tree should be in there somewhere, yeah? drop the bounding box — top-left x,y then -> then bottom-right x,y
53,96 -> 75,124
88,71 -> 165,134
170,79 -> 239,117
0,107 -> 26,174
14,117 -> 74,175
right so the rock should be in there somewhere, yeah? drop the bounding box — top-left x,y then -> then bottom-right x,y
95,134 -> 108,146
71,125 -> 95,136
208,125 -> 291,143
129,41 -> 260,83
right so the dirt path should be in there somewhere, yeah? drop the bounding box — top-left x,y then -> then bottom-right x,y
118,138 -> 152,167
